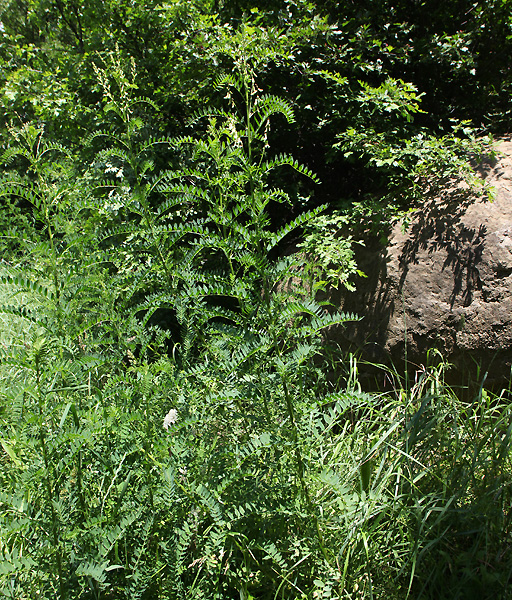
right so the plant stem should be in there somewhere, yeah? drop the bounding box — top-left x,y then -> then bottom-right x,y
280,376 -> 330,564
36,357 -> 67,599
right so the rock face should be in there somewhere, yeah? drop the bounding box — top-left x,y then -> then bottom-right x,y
335,136 -> 512,390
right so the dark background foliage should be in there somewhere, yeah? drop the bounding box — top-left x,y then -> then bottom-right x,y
1,0 -> 510,210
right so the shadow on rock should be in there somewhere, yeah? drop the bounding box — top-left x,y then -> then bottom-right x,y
327,136 -> 512,393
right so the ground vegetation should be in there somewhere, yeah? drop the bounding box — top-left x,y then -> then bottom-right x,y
0,1 -> 511,598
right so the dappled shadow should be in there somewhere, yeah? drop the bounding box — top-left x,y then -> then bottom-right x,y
398,185 -> 487,308
326,180 -> 492,388
325,140 -> 512,392
328,233 -> 396,366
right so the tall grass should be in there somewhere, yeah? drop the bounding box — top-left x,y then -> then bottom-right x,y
1,264 -> 510,598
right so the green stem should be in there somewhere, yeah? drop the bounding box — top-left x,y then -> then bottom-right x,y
243,75 -> 271,307
144,389 -> 155,510
280,375 -> 330,564
36,360 -> 67,599
77,448 -> 86,517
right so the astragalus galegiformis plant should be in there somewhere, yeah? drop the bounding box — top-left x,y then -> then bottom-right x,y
0,51 -> 356,599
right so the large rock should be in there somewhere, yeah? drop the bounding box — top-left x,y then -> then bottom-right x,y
334,136 -> 512,390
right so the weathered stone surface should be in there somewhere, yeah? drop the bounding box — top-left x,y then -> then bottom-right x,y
333,136 -> 512,389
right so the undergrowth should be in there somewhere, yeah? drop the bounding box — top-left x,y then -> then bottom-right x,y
0,50 -> 510,600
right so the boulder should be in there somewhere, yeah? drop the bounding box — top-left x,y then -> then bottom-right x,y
333,136 -> 512,390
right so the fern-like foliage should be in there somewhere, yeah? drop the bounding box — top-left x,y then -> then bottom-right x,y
0,50 -> 385,600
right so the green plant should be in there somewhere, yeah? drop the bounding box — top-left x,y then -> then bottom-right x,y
1,29 -> 512,600
298,212 -> 366,292
334,78 -> 495,211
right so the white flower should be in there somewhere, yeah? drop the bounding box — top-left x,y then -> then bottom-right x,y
163,408 -> 178,430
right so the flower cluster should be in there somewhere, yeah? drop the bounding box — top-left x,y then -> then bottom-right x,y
163,408 -> 178,430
